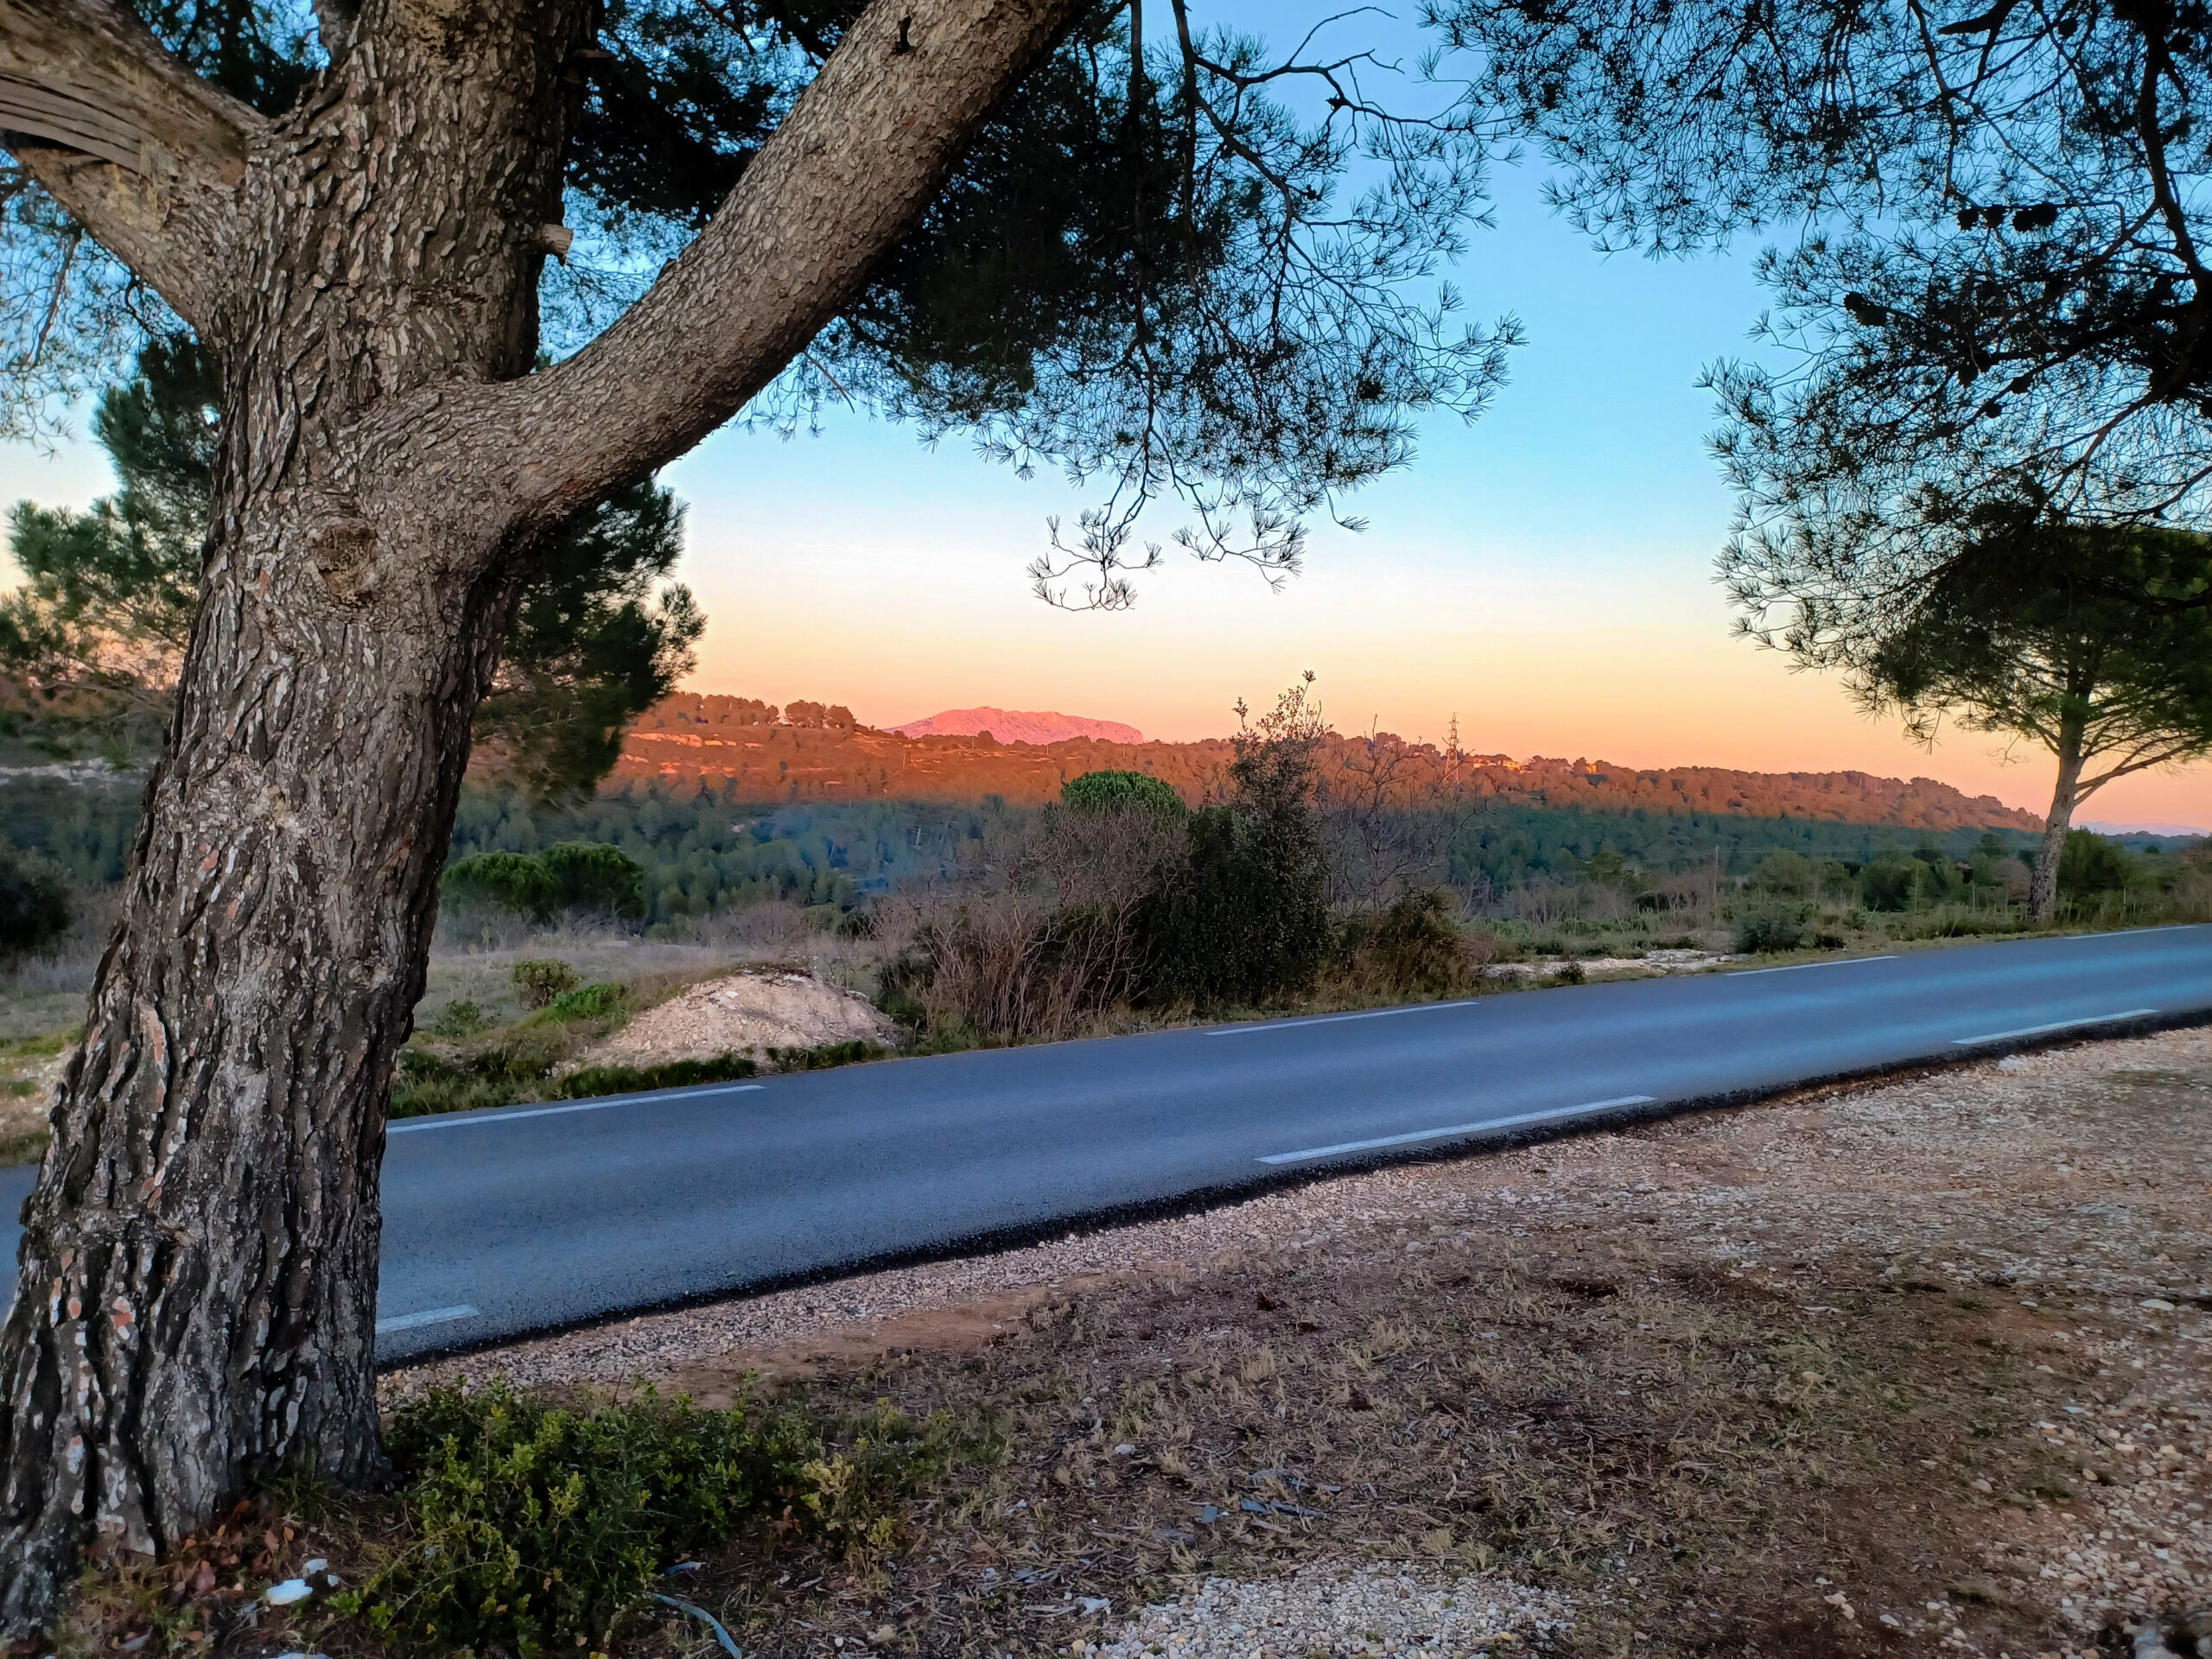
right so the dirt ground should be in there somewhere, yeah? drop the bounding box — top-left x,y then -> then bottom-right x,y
384,1024 -> 2212,1659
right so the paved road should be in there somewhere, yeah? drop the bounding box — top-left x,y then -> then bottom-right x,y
4,925 -> 2209,1360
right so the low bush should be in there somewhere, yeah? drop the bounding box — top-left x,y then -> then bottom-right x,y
1748,849 -> 1823,899
340,1381 -> 942,1656
512,958 -> 580,1009
886,894 -> 1143,1045
554,1052 -> 759,1098
541,981 -> 626,1022
1733,905 -> 1810,954
427,998 -> 489,1039
389,1055 -> 520,1119
474,1021 -> 573,1084
1890,904 -> 2033,940
1336,889 -> 1484,997
393,1036 -> 751,1120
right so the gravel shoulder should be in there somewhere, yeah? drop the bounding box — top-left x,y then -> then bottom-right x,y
389,1028 -> 2212,1659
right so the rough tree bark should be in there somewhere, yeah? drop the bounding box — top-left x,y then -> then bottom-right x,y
2029,711 -> 2088,925
0,0 -> 1087,1629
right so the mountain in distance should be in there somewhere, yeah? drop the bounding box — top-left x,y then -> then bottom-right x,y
618,693 -> 2044,831
892,706 -> 1144,746
2080,820 -> 2209,838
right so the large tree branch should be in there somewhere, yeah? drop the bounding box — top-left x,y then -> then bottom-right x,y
495,0 -> 1090,518
0,0 -> 266,328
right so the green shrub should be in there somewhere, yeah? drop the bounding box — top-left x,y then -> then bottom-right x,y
390,1046 -> 761,1118
0,842 -> 73,956
478,1021 -> 576,1083
555,1052 -> 760,1097
340,1381 -> 938,1656
1749,849 -> 1822,899
1337,889 -> 1479,997
1857,857 -> 1927,912
1059,769 -> 1186,817
874,949 -> 932,1032
1734,905 -> 1810,953
1891,904 -> 2032,940
1141,798 -> 1328,1007
2058,828 -> 2141,899
512,958 -> 580,1009
541,981 -> 626,1022
428,998 -> 489,1039
390,1052 -> 523,1118
1140,677 -> 1331,1009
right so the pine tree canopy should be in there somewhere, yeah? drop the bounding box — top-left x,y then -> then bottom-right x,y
1775,514 -> 2212,797
1435,0 -> 2212,587
2,0 -> 1516,605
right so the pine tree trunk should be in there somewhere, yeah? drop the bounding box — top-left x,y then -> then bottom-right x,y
0,0 -> 584,1624
2029,720 -> 2088,925
0,515 -> 516,1618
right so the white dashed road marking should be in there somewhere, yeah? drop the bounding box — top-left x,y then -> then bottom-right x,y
1260,1095 -> 1657,1165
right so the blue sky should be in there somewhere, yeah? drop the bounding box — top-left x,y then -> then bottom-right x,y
3,2 -> 2205,827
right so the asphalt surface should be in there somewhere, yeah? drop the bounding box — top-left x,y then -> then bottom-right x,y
3,925 -> 2209,1361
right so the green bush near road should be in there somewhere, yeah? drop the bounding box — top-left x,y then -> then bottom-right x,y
338,1380 -> 942,1656
1733,904 -> 1813,954
511,958 -> 580,1008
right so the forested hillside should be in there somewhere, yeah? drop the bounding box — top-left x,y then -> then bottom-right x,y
626,694 -> 2043,831
441,787 -> 2050,926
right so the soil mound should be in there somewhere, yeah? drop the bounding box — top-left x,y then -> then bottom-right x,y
582,970 -> 897,1066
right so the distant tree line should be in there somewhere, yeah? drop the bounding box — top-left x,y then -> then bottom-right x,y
0,761 -> 2140,950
